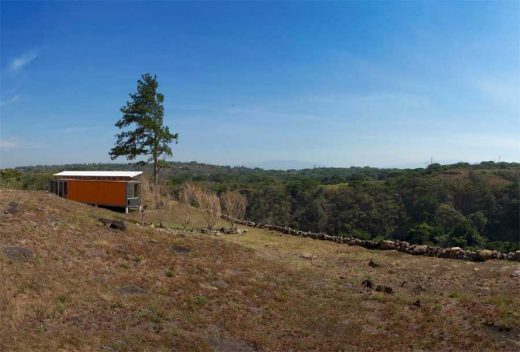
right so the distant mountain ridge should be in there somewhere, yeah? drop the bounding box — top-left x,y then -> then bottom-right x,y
13,160 -> 520,173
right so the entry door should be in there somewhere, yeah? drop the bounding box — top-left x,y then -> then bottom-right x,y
126,182 -> 141,207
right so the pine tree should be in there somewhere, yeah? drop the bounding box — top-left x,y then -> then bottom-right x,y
109,73 -> 178,185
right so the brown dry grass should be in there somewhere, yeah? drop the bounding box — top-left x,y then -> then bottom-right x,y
1,190 -> 519,351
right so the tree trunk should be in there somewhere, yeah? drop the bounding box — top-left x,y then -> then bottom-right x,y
153,157 -> 158,186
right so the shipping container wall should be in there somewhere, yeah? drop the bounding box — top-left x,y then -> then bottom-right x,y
67,180 -> 127,207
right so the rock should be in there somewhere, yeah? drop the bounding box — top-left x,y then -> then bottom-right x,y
2,246 -> 33,262
511,270 -> 520,278
361,279 -> 373,290
210,280 -> 229,289
236,228 -> 246,235
342,282 -> 354,289
5,201 -> 19,215
412,245 -> 428,255
300,252 -> 317,260
379,240 -> 396,250
368,260 -> 380,268
207,336 -> 255,352
98,218 -> 127,231
413,285 -> 425,294
118,284 -> 145,295
375,285 -> 394,294
364,240 -> 380,249
220,227 -> 237,234
476,249 -> 495,261
446,247 -> 465,259
171,245 -> 191,254
200,283 -> 219,291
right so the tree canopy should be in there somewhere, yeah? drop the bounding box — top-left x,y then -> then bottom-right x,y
109,73 -> 178,185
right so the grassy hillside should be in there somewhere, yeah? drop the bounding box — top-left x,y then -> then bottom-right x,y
1,190 -> 520,351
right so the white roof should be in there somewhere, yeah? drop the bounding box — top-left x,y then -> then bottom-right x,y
54,171 -> 143,178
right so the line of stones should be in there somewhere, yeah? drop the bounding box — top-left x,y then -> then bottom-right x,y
224,216 -> 520,262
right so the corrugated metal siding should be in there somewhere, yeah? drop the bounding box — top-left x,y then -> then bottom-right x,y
67,180 -> 127,207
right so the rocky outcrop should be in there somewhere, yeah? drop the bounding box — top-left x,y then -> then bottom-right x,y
411,245 -> 428,255
446,247 -> 465,259
222,215 -> 519,262
379,240 -> 396,250
476,249 -> 497,261
513,251 -> 520,261
99,218 -> 126,231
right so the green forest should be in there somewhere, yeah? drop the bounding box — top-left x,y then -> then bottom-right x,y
2,161 -> 519,251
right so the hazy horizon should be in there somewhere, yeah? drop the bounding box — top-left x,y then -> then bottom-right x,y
1,1 -> 519,168
9,158 -> 518,172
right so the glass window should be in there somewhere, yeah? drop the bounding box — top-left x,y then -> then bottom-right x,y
127,183 -> 134,198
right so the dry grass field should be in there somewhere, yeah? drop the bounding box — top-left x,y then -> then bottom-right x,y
1,190 -> 519,351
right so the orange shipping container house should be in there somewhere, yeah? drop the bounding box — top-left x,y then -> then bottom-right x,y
50,171 -> 143,213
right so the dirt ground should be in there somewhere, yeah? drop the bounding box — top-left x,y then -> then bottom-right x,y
1,190 -> 519,351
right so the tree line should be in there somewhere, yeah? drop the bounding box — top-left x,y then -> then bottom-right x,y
242,167 -> 519,252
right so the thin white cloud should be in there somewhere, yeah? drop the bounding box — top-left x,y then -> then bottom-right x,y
0,137 -> 42,149
452,133 -> 520,150
59,126 -> 103,133
0,138 -> 20,149
0,95 -> 21,107
8,50 -> 39,73
475,76 -> 520,109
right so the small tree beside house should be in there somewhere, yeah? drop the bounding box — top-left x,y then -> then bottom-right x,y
153,184 -> 173,228
109,73 -> 178,186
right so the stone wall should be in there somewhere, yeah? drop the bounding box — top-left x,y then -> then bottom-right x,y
223,215 -> 520,262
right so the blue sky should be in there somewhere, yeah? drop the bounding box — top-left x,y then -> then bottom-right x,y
1,1 -> 519,169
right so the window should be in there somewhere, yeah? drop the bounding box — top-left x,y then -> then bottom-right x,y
127,183 -> 140,198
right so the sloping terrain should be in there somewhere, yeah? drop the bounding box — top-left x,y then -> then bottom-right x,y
1,190 -> 519,351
